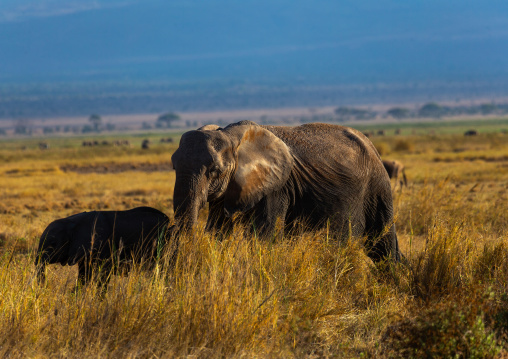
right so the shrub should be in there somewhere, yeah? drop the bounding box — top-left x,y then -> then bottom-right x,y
393,139 -> 415,152
418,102 -> 446,118
375,142 -> 391,155
387,107 -> 411,119
382,289 -> 502,358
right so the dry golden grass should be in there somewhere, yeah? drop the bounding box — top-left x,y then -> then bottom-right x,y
0,128 -> 507,357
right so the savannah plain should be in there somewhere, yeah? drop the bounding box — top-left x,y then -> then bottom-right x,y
0,117 -> 508,358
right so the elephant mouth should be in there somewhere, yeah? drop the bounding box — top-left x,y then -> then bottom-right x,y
223,200 -> 255,218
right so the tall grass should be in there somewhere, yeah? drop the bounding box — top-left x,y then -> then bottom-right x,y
1,218 -> 507,357
0,228 -> 394,357
0,131 -> 507,357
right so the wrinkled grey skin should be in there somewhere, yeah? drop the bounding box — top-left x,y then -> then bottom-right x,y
171,121 -> 400,262
382,160 -> 408,190
35,207 -> 171,288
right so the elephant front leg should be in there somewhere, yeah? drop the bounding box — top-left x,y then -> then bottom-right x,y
254,193 -> 289,241
206,199 -> 233,240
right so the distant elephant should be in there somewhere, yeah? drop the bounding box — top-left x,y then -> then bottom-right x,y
141,139 -> 151,149
382,160 -> 408,190
171,121 -> 400,262
35,207 -> 171,288
464,130 -> 478,136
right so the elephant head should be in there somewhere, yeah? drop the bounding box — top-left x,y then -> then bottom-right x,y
171,121 -> 293,232
35,213 -> 93,283
35,219 -> 73,283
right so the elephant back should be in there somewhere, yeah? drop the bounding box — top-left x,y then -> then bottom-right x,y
265,123 -> 381,175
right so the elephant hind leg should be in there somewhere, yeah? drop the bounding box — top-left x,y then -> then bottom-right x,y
364,193 -> 401,262
95,263 -> 112,298
366,227 -> 400,262
77,261 -> 93,286
75,261 -> 92,293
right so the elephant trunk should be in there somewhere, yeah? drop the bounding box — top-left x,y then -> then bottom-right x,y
173,174 -> 208,233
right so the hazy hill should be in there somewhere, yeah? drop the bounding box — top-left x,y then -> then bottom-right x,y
2,0 -> 508,83
1,0 -> 508,117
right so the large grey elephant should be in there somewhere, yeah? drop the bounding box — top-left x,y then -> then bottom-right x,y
171,121 -> 400,262
35,207 -> 171,288
382,159 -> 408,190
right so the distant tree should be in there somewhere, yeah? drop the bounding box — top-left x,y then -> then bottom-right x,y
43,127 -> 54,134
418,103 -> 444,118
387,107 -> 411,119
334,106 -> 352,116
0,128 -> 6,136
82,124 -> 94,133
14,119 -> 32,135
335,106 -> 375,121
156,112 -> 180,128
184,120 -> 200,128
480,103 -> 497,115
89,114 -> 102,132
105,123 -> 116,131
14,125 -> 27,135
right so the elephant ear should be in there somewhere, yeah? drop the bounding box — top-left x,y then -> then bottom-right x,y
224,125 -> 293,214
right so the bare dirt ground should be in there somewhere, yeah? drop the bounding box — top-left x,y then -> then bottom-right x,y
60,162 -> 173,174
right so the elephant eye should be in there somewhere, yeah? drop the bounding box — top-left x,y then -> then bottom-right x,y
209,165 -> 220,176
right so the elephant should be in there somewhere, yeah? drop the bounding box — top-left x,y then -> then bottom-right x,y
141,139 -> 151,149
171,121 -> 401,262
35,207 -> 172,289
382,160 -> 408,190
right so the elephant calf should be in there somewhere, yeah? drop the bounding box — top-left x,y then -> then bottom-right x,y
382,159 -> 408,190
35,207 -> 171,288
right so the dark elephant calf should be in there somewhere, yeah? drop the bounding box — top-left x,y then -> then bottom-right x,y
35,207 -> 173,289
382,159 -> 408,190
